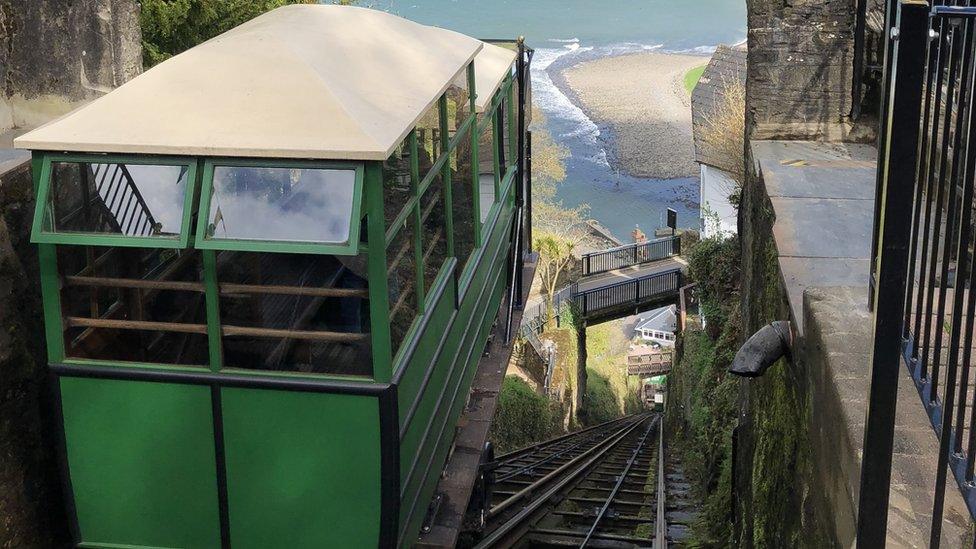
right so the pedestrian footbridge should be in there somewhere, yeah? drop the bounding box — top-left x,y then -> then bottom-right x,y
523,235 -> 687,334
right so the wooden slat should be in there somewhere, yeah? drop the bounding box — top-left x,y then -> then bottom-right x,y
65,275 -> 205,292
221,324 -> 369,343
65,316 -> 208,334
66,316 -> 369,343
219,283 -> 368,298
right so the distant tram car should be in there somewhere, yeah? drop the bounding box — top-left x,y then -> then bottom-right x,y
642,375 -> 667,411
16,6 -> 531,548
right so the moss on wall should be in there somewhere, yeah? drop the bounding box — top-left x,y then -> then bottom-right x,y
732,153 -> 834,548
668,234 -> 742,547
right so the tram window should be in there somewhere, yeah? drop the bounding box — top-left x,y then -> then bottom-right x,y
499,92 -> 516,166
42,161 -> 189,238
204,165 -> 358,245
420,175 -> 448,296
57,245 -> 209,366
446,73 -> 471,134
416,100 -> 442,177
383,140 -> 413,226
388,214 -> 419,356
451,131 -> 476,269
478,114 -> 497,223
216,251 -> 371,376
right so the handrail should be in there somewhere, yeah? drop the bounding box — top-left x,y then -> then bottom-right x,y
573,268 -> 682,317
91,163 -> 159,236
580,235 -> 680,277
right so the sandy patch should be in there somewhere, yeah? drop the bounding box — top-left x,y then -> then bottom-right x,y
561,52 -> 707,179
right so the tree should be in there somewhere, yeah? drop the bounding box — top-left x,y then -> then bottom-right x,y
534,231 -> 577,320
530,110 -> 592,246
700,77 -> 746,204
139,0 -> 351,68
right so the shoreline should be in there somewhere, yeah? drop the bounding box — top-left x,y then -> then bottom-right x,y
553,51 -> 708,180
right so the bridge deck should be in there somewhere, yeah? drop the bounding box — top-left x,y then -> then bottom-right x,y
577,257 -> 688,293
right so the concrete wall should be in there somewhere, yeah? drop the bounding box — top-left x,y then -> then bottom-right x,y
0,2 -> 141,544
746,0 -> 861,141
0,0 -> 141,133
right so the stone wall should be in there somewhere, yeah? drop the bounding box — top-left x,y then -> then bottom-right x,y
0,0 -> 141,132
0,161 -> 69,548
732,149 -> 836,547
746,0 -> 861,141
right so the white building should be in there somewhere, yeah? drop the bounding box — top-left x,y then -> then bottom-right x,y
634,306 -> 677,347
691,44 -> 747,238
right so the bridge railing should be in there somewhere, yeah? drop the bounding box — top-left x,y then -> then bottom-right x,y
581,235 -> 680,277
626,351 -> 673,376
573,268 -> 682,318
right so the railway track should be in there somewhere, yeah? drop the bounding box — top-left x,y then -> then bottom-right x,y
471,414 -> 666,548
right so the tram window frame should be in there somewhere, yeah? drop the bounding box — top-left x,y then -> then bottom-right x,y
30,153 -> 199,249
194,158 -> 365,256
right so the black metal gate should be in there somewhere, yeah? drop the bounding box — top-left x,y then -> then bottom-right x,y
863,0 -> 976,545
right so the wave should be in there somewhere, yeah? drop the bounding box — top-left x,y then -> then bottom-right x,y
547,37 -> 580,44
674,44 -> 718,55
530,47 -> 602,149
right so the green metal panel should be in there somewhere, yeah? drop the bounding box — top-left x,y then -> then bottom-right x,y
400,257 -> 508,542
365,161 -> 393,383
398,199 -> 514,540
221,388 -> 382,548
59,377 -> 220,548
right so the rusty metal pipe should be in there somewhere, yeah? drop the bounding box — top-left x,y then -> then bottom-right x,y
729,321 -> 793,377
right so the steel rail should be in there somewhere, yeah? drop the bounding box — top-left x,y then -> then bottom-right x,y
492,416 -> 633,464
477,415 -> 654,548
494,422 -> 629,483
484,416 -> 647,525
579,415 -> 659,547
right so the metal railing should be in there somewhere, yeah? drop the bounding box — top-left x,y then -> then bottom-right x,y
572,268 -> 682,318
580,235 -> 680,277
862,0 -> 976,544
626,350 -> 674,376
82,163 -> 160,236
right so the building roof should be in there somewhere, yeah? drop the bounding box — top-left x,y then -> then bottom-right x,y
635,305 -> 677,333
475,43 -> 517,113
691,44 -> 747,172
15,5 -> 514,161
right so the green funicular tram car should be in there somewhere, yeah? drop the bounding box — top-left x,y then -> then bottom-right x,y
15,5 -> 531,548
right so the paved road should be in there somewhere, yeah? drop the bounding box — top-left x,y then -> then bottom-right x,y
576,256 -> 688,292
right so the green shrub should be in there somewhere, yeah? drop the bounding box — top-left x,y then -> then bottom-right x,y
580,369 -> 618,426
489,376 -> 562,454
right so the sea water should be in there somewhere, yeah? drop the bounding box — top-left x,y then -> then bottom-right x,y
379,0 -> 748,240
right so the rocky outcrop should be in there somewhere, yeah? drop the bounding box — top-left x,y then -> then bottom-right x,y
0,0 -> 141,132
0,161 -> 69,548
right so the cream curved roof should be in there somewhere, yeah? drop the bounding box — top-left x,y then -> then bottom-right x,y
15,5 -> 486,160
474,43 -> 518,113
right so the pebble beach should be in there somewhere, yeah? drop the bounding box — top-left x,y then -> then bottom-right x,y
559,52 -> 707,180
